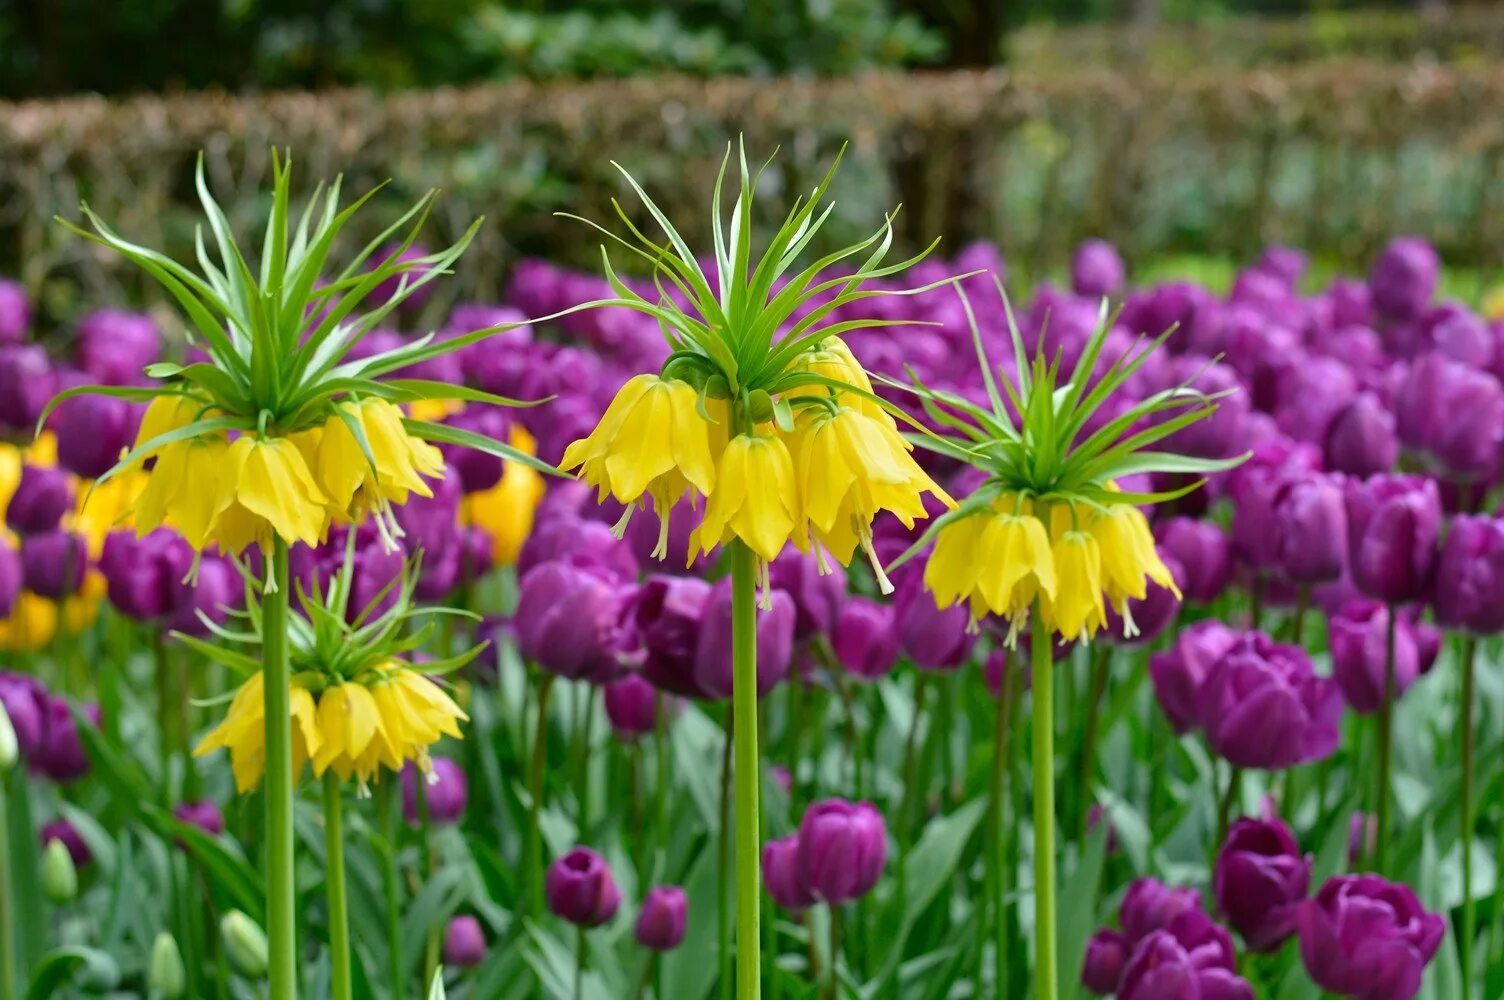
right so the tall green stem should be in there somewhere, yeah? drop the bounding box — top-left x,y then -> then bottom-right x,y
1374,604 -> 1397,872
1029,606 -> 1057,1000
1460,634 -> 1477,996
322,774 -> 351,1000
261,536 -> 297,1000
729,540 -> 762,1000
0,774 -> 15,1000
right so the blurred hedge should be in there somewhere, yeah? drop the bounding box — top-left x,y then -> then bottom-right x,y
2,60 -> 1502,317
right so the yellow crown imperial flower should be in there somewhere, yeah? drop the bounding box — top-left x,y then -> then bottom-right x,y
923,497 -> 1058,638
309,670 -> 467,793
790,406 -> 951,590
314,397 -> 446,549
693,432 -> 800,566
210,435 -> 331,557
132,436 -> 236,550
194,673 -> 323,793
1042,528 -> 1108,643
785,337 -> 893,427
1092,503 -> 1182,637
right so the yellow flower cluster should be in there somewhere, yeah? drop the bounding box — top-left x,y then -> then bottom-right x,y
925,495 -> 1180,643
560,338 -> 952,590
195,665 -> 467,794
131,395 -> 444,556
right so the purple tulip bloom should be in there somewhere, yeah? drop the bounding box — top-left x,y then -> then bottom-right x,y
1155,518 -> 1233,603
1274,473 -> 1348,585
1194,632 -> 1342,770
402,757 -> 468,826
1082,928 -> 1129,995
1072,240 -> 1126,298
1213,817 -> 1311,952
635,886 -> 688,951
762,835 -> 816,911
442,916 -> 487,968
692,578 -> 794,700
894,572 -> 975,670
1117,927 -> 1253,1000
172,799 -> 226,837
1325,394 -> 1398,478
1298,875 -> 1445,1000
1434,514 -> 1504,634
1327,601 -> 1433,715
0,672 -> 48,759
627,576 -> 710,697
6,466 -> 73,535
1149,621 -> 1239,735
546,847 -> 621,928
1345,475 -> 1440,604
21,530 -> 88,599
1370,237 -> 1439,323
1119,878 -> 1203,946
603,674 -> 659,738
0,281 -> 30,342
832,597 -> 900,680
76,310 -> 160,384
0,345 -> 58,432
514,562 -> 626,682
768,549 -> 845,640
35,698 -> 99,782
517,515 -> 638,586
797,798 -> 888,905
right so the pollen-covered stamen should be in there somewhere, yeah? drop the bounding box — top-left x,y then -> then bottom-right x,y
263,547 -> 280,595
813,542 -> 832,576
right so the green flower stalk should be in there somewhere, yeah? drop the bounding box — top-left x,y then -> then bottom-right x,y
555,142 -> 952,998
895,282 -> 1247,999
50,151 -> 549,1000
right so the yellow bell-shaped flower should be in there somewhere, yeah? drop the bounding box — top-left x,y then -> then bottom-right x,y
1092,503 -> 1182,627
785,337 -> 892,427
193,673 -> 322,793
132,436 -> 236,550
972,504 -> 1058,624
314,397 -> 445,521
692,432 -> 799,563
1042,529 -> 1108,643
211,435 -> 331,554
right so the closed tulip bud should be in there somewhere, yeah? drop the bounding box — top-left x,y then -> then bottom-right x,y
0,345 -> 57,431
56,393 -> 139,481
21,530 -> 88,599
172,799 -> 226,837
635,885 -> 688,951
1117,928 -> 1254,1000
546,847 -> 621,927
1154,518 -> 1232,604
1370,236 -> 1439,322
1071,239 -> 1126,298
628,576 -> 711,698
0,674 -> 45,764
1345,475 -> 1440,604
402,756 -> 468,826
1298,875 -> 1445,1000
515,562 -> 626,682
1324,393 -> 1397,477
603,674 -> 659,739
894,573 -> 975,670
1274,474 -> 1348,585
1149,621 -> 1239,734
1195,632 -> 1342,770
1434,514 -> 1504,634
1212,817 -> 1311,952
7,465 -> 73,535
149,931 -> 187,999
77,310 -> 160,384
518,515 -> 638,586
37,698 -> 99,782
41,837 -> 78,903
0,280 -> 30,342
99,529 -> 194,623
768,549 -> 845,639
1230,438 -> 1321,572
221,910 -> 270,979
1118,878 -> 1202,946
1081,928 -> 1129,995
442,915 -> 487,968
1433,366 -> 1504,478
832,597 -> 900,680
692,578 -> 794,700
0,701 -> 14,773
1327,601 -> 1427,714
762,835 -> 816,911
797,798 -> 888,905
0,539 -> 20,618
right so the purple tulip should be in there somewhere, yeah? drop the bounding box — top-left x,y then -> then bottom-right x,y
546,847 -> 621,928
100,529 -> 191,622
0,539 -> 20,618
1163,357 -> 1250,460
1212,817 -> 1311,952
1432,365 -> 1504,478
1434,514 -> 1504,634
635,886 -> 688,951
36,699 -> 99,782
1194,631 -> 1342,770
763,835 -> 816,911
21,530 -> 88,599
0,281 -> 30,342
167,555 -> 238,637
515,562 -> 626,682
6,466 -> 73,535
1119,878 -> 1203,946
1117,927 -> 1253,1000
603,674 -> 659,738
1229,437 -> 1321,572
172,799 -> 226,837
1155,518 -> 1232,603
0,345 -> 58,432
1082,928 -> 1129,995
1298,875 -> 1445,1000
1370,236 -> 1439,322
518,515 -> 638,586
442,916 -> 487,968
1324,394 -> 1398,477
40,819 -> 91,868
55,393 -> 139,480
768,549 -> 845,640
1072,240 -> 1126,298
1327,601 -> 1432,715
797,799 -> 888,905
1345,475 -> 1440,604
832,597 -> 900,680
1274,473 -> 1348,585
627,576 -> 710,697
894,573 -> 975,670
0,672 -> 47,759
402,756 -> 468,826
1149,621 -> 1239,734
440,406 -> 511,493
393,474 -> 461,560
76,310 -> 160,384
692,578 -> 794,700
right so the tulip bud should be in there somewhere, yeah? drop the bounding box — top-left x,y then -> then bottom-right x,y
77,310 -> 160,384
1323,393 -> 1397,477
1345,475 -> 1440,604
1212,817 -> 1311,952
41,837 -> 78,903
1071,240 -> 1125,298
1153,519 -> 1231,604
832,597 -> 900,680
797,798 -> 888,905
515,562 -> 626,682
1327,601 -> 1426,715
39,819 -> 90,868
1081,928 -> 1129,995
1298,875 -> 1445,999
1118,878 -> 1202,946
0,345 -> 58,432
635,885 -> 688,951
149,931 -> 187,999
0,700 -> 14,773
56,394 -> 139,480
1274,474 -> 1348,585
761,835 -> 815,911
1433,514 -> 1504,634
894,573 -> 975,670
442,915 -> 486,968
628,576 -> 711,698
546,847 -> 621,927
1117,927 -> 1253,1000
6,466 -> 73,535
36,698 -> 98,783
0,280 -> 30,342
603,674 -> 659,739
402,756 -> 468,826
21,530 -> 89,600
1370,236 -> 1439,322
220,910 -> 270,979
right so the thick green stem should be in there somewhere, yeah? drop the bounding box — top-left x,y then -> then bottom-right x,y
825,905 -> 840,1000
261,537 -> 297,1000
322,774 -> 351,1000
377,781 -> 404,999
0,774 -> 14,1000
989,650 -> 1017,998
1374,604 -> 1398,872
1029,607 -> 1057,1000
718,720 -> 733,1000
729,541 -> 762,1000
527,674 -> 555,918
1460,634 -> 1477,997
